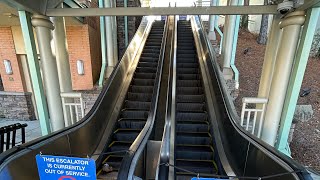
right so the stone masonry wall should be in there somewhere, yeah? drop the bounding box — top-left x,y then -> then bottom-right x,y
82,91 -> 100,115
72,90 -> 101,118
116,0 -> 142,58
0,92 -> 36,120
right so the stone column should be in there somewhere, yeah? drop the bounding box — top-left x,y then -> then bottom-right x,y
257,15 -> 281,100
50,5 -> 74,126
255,15 -> 281,136
261,11 -> 305,146
32,15 -> 65,131
105,0 -> 115,78
208,0 -> 217,41
50,5 -> 72,93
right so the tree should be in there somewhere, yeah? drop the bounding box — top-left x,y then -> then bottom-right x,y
257,0 -> 269,45
240,0 -> 249,30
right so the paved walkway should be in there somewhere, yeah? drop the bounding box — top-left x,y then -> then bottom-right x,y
0,119 -> 42,144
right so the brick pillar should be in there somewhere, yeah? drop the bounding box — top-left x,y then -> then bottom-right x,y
0,27 -> 26,92
66,25 -> 94,90
66,0 -> 101,91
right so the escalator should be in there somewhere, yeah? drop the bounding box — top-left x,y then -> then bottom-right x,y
97,21 -> 165,178
0,15 -> 319,180
156,16 -> 318,180
0,17 -> 168,180
174,20 -> 219,179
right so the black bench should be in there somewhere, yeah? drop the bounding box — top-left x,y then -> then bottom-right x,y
0,123 -> 28,153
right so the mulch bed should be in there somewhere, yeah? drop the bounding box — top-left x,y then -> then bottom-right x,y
229,30 -> 320,172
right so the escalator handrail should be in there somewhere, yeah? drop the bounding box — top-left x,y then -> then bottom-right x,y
0,16 -> 153,173
117,16 -> 170,180
155,15 -> 176,180
192,15 -> 315,179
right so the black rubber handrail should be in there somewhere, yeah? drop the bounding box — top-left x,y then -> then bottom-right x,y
156,15 -> 176,180
117,16 -> 170,180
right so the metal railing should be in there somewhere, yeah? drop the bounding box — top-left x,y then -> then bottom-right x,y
0,123 -> 27,153
61,92 -> 85,126
240,97 -> 268,138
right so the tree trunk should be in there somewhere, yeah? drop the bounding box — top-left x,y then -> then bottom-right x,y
257,15 -> 269,44
257,0 -> 269,45
241,0 -> 249,30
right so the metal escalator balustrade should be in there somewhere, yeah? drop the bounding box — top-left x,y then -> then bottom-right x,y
97,21 -> 165,178
174,20 -> 218,179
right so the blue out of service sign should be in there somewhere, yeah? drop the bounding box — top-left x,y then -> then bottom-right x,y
36,155 -> 96,180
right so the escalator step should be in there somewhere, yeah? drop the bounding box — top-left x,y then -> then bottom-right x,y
121,110 -> 149,119
141,52 -> 160,58
148,34 -> 163,37
177,80 -> 201,87
124,101 -> 151,110
177,33 -> 192,35
178,40 -> 194,44
138,62 -> 158,68
143,45 -> 161,49
177,87 -> 203,95
177,68 -> 199,74
176,102 -> 205,111
147,38 -> 163,42
118,118 -> 147,129
149,30 -> 164,33
177,30 -> 192,32
177,46 -> 196,50
176,132 -> 211,145
113,129 -> 141,141
134,73 -> 156,79
177,54 -> 197,58
129,85 -> 153,93
139,57 -> 159,63
177,63 -> 199,68
108,141 -> 131,152
132,79 -> 155,86
177,36 -> 193,39
176,121 -> 209,132
143,49 -> 161,54
177,74 -> 200,80
176,112 -> 207,121
127,92 -> 152,101
146,41 -> 162,45
176,145 -> 213,160
176,95 -> 204,103
104,156 -> 124,170
135,67 -> 157,73
176,160 -> 217,175
145,42 -> 162,46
